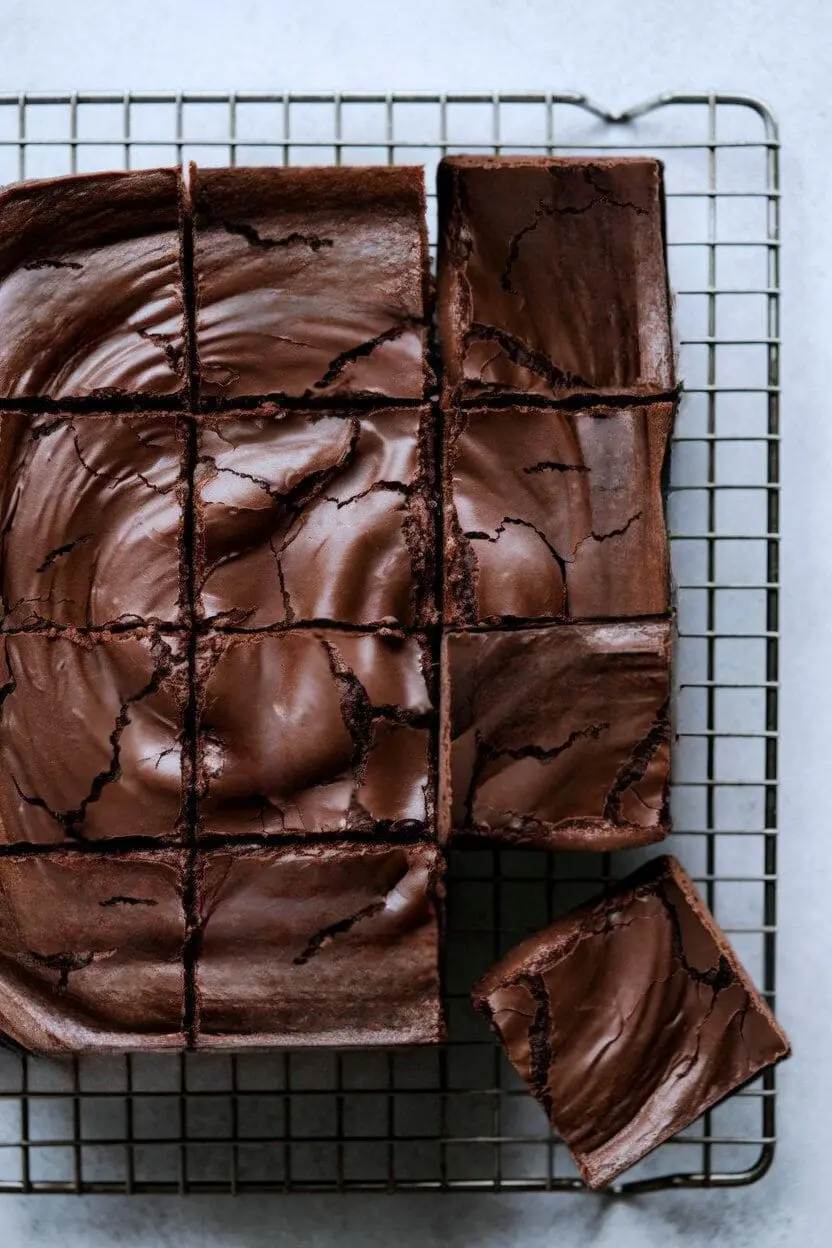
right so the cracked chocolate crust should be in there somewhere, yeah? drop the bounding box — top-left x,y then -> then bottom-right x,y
0,410 -> 190,632
0,629 -> 189,848
437,156 -> 675,405
193,628 -> 438,842
443,404 -> 673,625
192,405 -> 437,629
190,165 -> 431,403
0,169 -> 189,403
191,840 -> 446,1047
472,856 -> 790,1190
442,621 -> 672,850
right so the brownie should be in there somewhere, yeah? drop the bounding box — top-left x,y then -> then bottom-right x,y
0,411 -> 188,631
0,169 -> 187,401
441,621 -> 671,849
437,156 -> 675,403
473,856 -> 790,1189
196,629 -> 436,839
444,403 -> 673,624
0,631 -> 188,847
191,166 -> 430,401
194,406 -> 435,628
193,841 -> 444,1046
0,850 -> 188,1050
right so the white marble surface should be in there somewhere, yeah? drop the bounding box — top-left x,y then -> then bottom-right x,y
0,0 -> 829,1242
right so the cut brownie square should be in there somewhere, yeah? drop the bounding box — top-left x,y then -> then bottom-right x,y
473,855 -> 790,1189
0,170 -> 187,402
0,850 -> 188,1050
444,403 -> 673,624
0,631 -> 188,847
441,621 -> 671,850
194,406 -> 435,629
191,165 -> 430,401
194,841 -> 444,1047
196,629 -> 436,839
437,156 -> 674,403
0,411 -> 188,630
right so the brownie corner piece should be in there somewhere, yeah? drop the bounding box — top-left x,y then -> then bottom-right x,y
195,628 -> 437,841
442,620 -> 671,849
437,155 -> 674,403
472,854 -> 790,1189
0,168 -> 187,402
0,849 -> 188,1051
194,840 -> 445,1047
191,164 -> 430,402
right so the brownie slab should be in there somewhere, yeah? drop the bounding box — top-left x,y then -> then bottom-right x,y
0,411 -> 188,630
191,166 -> 430,401
0,631 -> 188,846
442,621 -> 671,849
445,403 -> 673,624
473,856 -> 790,1189
196,629 -> 435,839
437,156 -> 674,403
0,850 -> 188,1050
194,841 -> 444,1047
0,170 -> 187,401
195,406 -> 435,628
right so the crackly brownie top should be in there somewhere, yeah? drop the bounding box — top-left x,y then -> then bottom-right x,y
191,165 -> 430,401
0,169 -> 187,401
437,156 -> 674,402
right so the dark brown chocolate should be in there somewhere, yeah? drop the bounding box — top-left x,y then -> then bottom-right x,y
473,856 -> 790,1190
191,166 -> 430,402
194,840 -> 444,1047
194,406 -> 435,628
441,621 -> 671,850
437,156 -> 674,403
0,850 -> 187,1050
0,169 -> 187,401
196,629 -> 436,839
0,631 -> 188,847
444,403 -> 673,624
0,411 -> 188,631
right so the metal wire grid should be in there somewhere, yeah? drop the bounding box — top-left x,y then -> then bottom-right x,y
0,91 -> 780,1195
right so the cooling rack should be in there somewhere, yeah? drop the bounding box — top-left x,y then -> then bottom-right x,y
0,90 -> 780,1195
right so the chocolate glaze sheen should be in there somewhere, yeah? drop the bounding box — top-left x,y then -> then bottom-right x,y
196,630 -> 436,839
443,621 -> 671,850
473,856 -> 791,1189
0,631 -> 188,847
0,170 -> 187,401
0,412 -> 187,630
445,403 -> 673,624
437,156 -> 675,403
194,841 -> 445,1047
0,851 -> 188,1051
191,166 -> 430,401
194,406 -> 435,628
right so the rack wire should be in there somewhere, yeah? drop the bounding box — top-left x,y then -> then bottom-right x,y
0,90 -> 780,1195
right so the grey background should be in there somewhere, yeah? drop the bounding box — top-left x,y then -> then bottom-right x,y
0,0 -> 828,1243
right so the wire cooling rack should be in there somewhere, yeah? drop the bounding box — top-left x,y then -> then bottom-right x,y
0,91 -> 780,1195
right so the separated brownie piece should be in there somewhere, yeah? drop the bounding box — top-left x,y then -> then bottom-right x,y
437,156 -> 674,403
0,631 -> 188,847
473,856 -> 790,1190
194,841 -> 444,1047
191,166 -> 430,402
196,630 -> 436,840
444,403 -> 673,624
0,170 -> 187,402
441,621 -> 671,849
0,850 -> 188,1050
194,406 -> 435,629
0,411 -> 188,631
